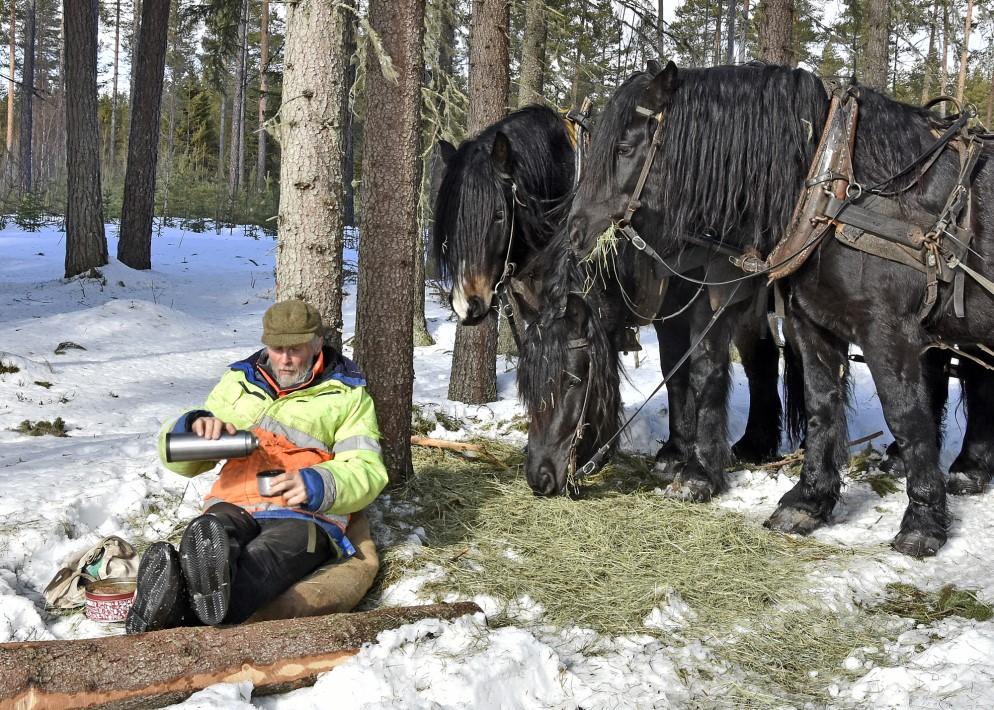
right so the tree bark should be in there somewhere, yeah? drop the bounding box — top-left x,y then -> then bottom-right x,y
0,602 -> 481,710
862,0 -> 889,91
518,0 -> 546,105
256,0 -> 269,191
117,0 -> 170,270
275,0 -> 349,349
756,0 -> 793,66
128,0 -> 141,118
356,0 -> 425,483
228,0 -> 248,200
17,0 -> 34,193
955,0 -> 973,104
108,0 -> 121,176
342,0 -> 358,226
657,0 -> 665,58
920,0 -> 938,103
6,0 -> 14,155
725,0 -> 736,64
739,0 -> 750,63
986,64 -> 994,127
447,0 -> 508,405
64,0 -> 107,279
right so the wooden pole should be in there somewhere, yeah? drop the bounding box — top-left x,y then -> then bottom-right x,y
0,602 -> 482,710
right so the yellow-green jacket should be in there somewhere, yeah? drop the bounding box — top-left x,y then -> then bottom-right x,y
158,347 -> 388,558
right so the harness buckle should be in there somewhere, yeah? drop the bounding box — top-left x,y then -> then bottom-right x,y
576,460 -> 598,478
630,234 -> 647,251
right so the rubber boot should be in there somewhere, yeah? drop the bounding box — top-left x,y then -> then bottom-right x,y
126,542 -> 190,634
180,503 -> 260,626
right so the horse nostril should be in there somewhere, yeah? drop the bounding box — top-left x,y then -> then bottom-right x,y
531,463 -> 559,497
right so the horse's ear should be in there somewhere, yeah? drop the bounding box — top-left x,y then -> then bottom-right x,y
491,131 -> 514,175
438,140 -> 457,164
642,60 -> 680,112
646,59 -> 662,75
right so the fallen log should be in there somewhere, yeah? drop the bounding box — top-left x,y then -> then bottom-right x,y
0,601 -> 482,710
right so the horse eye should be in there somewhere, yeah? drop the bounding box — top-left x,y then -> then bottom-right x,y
616,143 -> 633,157
493,210 -> 505,223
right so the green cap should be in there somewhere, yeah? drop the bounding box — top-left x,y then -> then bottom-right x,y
261,300 -> 322,347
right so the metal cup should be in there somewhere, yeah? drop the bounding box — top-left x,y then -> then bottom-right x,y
257,469 -> 284,497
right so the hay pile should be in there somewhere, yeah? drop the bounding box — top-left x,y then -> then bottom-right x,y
375,440 -> 897,703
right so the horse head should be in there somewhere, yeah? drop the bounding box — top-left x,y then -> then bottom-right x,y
569,61 -> 681,259
519,270 -> 622,496
431,132 -> 520,325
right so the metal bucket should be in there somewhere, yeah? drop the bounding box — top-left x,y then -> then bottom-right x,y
84,577 -> 136,622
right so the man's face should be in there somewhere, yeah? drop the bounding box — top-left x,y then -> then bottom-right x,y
266,340 -> 319,388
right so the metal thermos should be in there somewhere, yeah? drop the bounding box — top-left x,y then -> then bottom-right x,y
164,430 -> 259,463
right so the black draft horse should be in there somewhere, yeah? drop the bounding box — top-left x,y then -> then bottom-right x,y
431,104 -> 576,325
430,104 -> 791,496
568,61 -> 994,556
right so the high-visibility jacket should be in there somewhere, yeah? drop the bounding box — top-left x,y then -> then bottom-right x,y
158,347 -> 388,558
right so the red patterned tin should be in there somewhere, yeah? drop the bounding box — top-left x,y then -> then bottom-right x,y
84,578 -> 136,622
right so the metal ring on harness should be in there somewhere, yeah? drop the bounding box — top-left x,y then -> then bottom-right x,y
845,181 -> 863,201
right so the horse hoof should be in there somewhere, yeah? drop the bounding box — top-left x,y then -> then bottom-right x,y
891,530 -> 945,558
878,454 -> 907,479
764,506 -> 821,536
663,478 -> 713,503
947,470 -> 990,496
732,438 -> 777,465
652,459 -> 683,486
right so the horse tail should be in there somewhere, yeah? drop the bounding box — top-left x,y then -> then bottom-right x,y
782,339 -> 807,448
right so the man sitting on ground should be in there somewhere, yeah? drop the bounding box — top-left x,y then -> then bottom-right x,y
127,300 -> 388,633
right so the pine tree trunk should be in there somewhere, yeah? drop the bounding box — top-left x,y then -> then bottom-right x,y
342,0 -> 358,227
109,0 -> 121,176
657,0 -> 665,58
518,0 -> 546,105
863,0 -> 889,91
757,0 -> 793,66
228,0 -> 248,200
129,0 -> 141,113
725,0 -> 736,63
218,91 -> 226,182
940,1 -> 948,102
713,0 -> 722,66
955,0 -> 973,104
447,0 -> 508,405
6,0 -> 14,156
738,0 -> 750,63
276,0 -> 349,349
18,0 -> 34,194
117,0 -> 170,270
64,0 -> 107,279
0,603 -> 480,710
356,0 -> 425,483
256,0 -> 269,191
921,0 -> 938,103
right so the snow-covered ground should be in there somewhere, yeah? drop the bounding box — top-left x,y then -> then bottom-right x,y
2,223 -> 993,709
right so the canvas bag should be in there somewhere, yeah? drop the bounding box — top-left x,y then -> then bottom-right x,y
43,536 -> 140,609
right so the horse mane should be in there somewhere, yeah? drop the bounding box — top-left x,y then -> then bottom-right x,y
431,105 -> 576,281
517,231 -> 623,446
590,64 -> 962,255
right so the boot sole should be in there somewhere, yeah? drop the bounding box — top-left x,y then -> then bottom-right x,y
125,543 -> 182,634
180,516 -> 231,626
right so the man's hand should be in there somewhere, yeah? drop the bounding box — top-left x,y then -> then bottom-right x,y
268,471 -> 309,508
191,416 -> 237,439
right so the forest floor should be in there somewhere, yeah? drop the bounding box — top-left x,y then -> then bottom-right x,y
1,223 -> 993,709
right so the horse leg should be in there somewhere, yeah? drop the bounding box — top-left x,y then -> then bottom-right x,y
880,349 -> 949,478
664,299 -> 738,502
765,313 -> 848,536
731,301 -> 782,464
860,336 -> 948,557
653,303 -> 694,483
948,359 -> 994,495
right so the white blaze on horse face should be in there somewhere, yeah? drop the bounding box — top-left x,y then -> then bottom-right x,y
451,260 -> 495,322
451,279 -> 471,321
